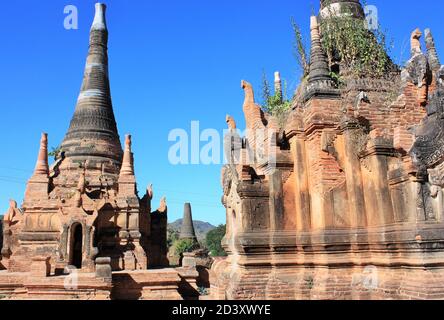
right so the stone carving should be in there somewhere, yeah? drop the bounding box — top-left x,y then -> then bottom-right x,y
74,170 -> 86,208
3,200 -> 21,225
428,162 -> 444,187
95,257 -> 112,280
241,80 -> 266,129
411,28 -> 423,56
226,115 -> 236,129
438,66 -> 444,86
425,29 -> 441,72
411,88 -> 444,169
157,197 -> 167,214
403,29 -> 432,107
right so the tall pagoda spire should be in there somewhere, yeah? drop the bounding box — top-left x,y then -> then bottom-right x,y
179,203 -> 197,242
61,3 -> 122,167
303,16 -> 338,102
308,16 -> 332,83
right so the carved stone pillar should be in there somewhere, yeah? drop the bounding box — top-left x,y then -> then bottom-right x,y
269,170 -> 284,231
360,137 -> 395,226
292,137 -> 311,231
340,119 -> 367,228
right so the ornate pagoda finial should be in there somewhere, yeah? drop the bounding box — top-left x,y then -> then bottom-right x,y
91,3 -> 107,31
120,134 -> 134,176
226,115 -> 237,130
308,16 -> 332,83
303,16 -> 339,102
274,71 -> 283,103
33,133 -> 49,176
411,28 -> 423,57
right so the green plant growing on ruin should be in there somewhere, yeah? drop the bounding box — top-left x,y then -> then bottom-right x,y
320,0 -> 396,78
167,229 -> 180,248
261,72 -> 293,128
329,71 -> 344,87
198,286 -> 209,296
205,225 -> 227,257
291,17 -> 309,78
174,238 -> 199,257
48,146 -> 62,161
305,276 -> 314,290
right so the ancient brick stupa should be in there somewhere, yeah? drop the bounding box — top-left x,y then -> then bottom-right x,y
0,3 -> 196,300
212,0 -> 444,300
180,203 -> 198,242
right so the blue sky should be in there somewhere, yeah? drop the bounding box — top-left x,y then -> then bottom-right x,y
0,0 -> 442,226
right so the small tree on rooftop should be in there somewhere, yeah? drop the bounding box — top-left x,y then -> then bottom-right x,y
261,71 -> 293,128
319,0 -> 397,78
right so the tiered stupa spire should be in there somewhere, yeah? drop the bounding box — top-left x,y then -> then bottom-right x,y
308,16 -> 332,83
303,16 -> 338,101
61,3 -> 122,167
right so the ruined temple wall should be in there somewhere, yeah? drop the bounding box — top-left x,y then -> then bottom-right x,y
149,213 -> 169,267
212,263 -> 444,300
281,78 -> 429,230
343,81 -> 426,148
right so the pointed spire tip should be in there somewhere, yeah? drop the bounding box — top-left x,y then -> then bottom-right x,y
91,3 -> 107,31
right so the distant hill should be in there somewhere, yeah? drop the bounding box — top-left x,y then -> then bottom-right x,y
168,219 -> 216,242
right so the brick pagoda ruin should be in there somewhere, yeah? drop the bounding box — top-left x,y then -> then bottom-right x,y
0,3 -> 197,300
211,0 -> 444,299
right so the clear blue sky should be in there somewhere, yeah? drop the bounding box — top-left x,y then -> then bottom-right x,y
0,0 -> 442,226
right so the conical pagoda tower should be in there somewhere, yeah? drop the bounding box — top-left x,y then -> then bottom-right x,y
60,3 -> 122,175
179,203 -> 197,242
2,3 -> 169,275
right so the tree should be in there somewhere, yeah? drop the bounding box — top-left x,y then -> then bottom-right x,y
205,225 -> 227,257
167,229 -> 179,248
291,17 -> 309,78
261,72 -> 293,128
174,238 -> 199,257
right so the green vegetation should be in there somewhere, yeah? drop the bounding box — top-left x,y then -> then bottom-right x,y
167,229 -> 180,248
198,287 -> 209,296
291,17 -> 309,78
48,146 -> 62,161
320,1 -> 395,78
174,238 -> 199,257
290,1 -> 396,80
205,225 -> 227,257
261,72 -> 293,128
